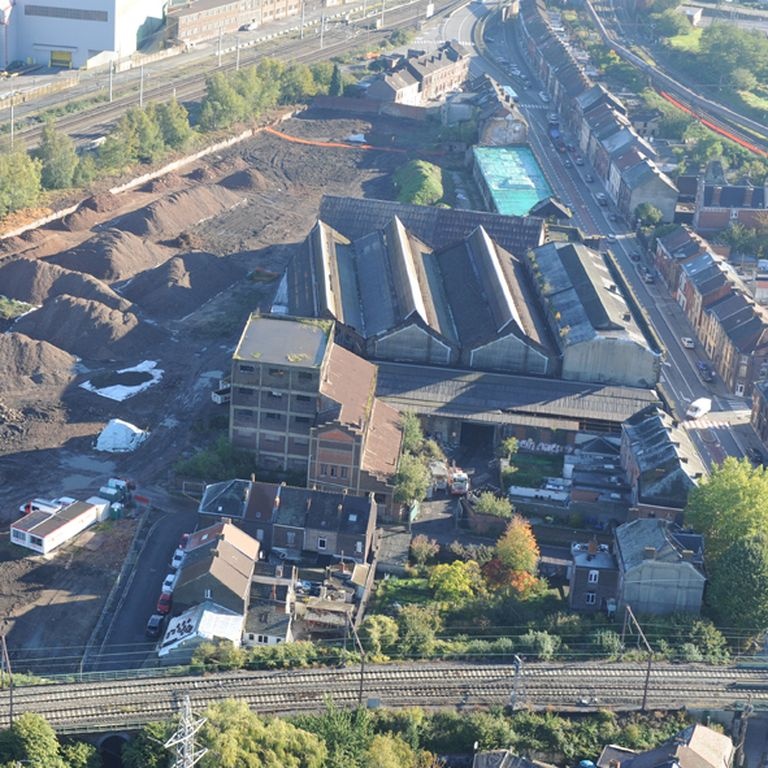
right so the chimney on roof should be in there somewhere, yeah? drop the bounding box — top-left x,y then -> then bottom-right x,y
643,546 -> 656,560
609,761 -> 620,768
588,538 -> 598,556
712,185 -> 722,207
251,473 -> 256,482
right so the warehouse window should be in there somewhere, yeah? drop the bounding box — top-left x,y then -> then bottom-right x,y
26,4 -> 108,20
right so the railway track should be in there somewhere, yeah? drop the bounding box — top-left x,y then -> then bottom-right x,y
1,662 -> 766,734
12,0 -> 461,149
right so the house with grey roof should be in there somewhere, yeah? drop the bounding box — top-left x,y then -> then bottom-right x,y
694,176 -> 768,233
475,75 -> 529,146
276,200 -> 554,376
569,540 -> 618,614
614,518 -> 705,615
529,241 -> 661,387
654,225 -> 709,293
473,752 -> 557,768
621,406 -> 704,521
597,724 -> 733,768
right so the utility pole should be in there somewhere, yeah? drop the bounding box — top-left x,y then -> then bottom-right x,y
380,0 -> 386,29
347,613 -> 366,706
165,695 -> 207,768
622,605 -> 653,711
509,654 -> 524,711
139,65 -> 144,108
217,27 -> 223,67
9,94 -> 13,150
320,13 -> 325,49
236,41 -> 241,71
300,0 -> 305,39
1,635 -> 13,726
108,61 -> 114,103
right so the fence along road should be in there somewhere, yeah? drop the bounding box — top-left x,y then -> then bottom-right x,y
1,661 -> 766,733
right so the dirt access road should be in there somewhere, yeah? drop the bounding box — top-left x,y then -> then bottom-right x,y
0,109 -> 432,672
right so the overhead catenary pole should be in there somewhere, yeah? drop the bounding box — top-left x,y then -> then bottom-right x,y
1,635 -> 13,726
320,13 -> 325,49
346,613 -> 366,706
217,27 -> 223,67
9,94 -> 13,150
139,65 -> 144,108
300,0 -> 305,39
623,605 -> 653,712
108,61 -> 114,103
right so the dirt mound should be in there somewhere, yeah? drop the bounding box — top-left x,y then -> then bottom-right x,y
13,294 -> 165,361
62,193 -> 121,232
142,172 -> 184,193
186,166 -> 218,183
0,332 -> 77,393
121,251 -> 246,319
220,168 -> 269,191
0,256 -> 129,309
107,186 -> 245,239
49,229 -> 174,282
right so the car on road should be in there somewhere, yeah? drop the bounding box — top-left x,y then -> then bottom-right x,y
510,67 -> 521,76
746,446 -> 765,465
681,337 -> 695,349
162,572 -> 178,594
686,397 -> 712,420
605,234 -> 617,243
696,360 -> 714,381
178,532 -> 190,549
595,192 -> 608,206
146,614 -> 165,638
629,251 -> 641,262
170,547 -> 185,570
574,156 -> 584,166
239,21 -> 258,31
563,159 -> 572,168
584,172 -> 594,182
157,592 -> 173,614
608,212 -> 618,222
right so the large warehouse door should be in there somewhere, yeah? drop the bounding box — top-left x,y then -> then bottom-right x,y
50,50 -> 72,68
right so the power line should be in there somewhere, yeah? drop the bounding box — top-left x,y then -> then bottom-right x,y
165,694 -> 207,768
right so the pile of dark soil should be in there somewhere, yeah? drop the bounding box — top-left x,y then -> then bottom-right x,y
121,251 -> 246,319
13,294 -> 165,361
107,186 -> 246,239
186,167 -> 218,183
0,332 -> 78,393
0,257 -> 129,309
142,172 -> 184,193
48,229 -> 174,282
62,193 -> 121,232
219,169 -> 270,191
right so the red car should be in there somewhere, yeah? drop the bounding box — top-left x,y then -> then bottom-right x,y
156,592 -> 172,615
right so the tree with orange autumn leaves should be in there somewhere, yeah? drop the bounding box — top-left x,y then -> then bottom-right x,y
482,515 -> 544,599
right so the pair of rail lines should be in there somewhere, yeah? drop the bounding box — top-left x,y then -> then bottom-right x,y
1,662 -> 766,734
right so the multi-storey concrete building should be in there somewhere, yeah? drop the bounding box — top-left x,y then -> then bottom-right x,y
229,315 -> 402,513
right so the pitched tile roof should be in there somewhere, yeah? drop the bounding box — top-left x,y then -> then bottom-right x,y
614,518 -> 705,574
320,343 -> 376,428
361,398 -> 402,479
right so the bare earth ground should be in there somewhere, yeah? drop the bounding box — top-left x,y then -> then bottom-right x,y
0,110 -> 426,666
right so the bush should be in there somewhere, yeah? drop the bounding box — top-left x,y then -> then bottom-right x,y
519,630 -> 561,660
393,160 -> 444,206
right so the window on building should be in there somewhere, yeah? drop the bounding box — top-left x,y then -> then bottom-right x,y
588,570 -> 599,584
239,364 -> 255,373
269,368 -> 286,377
355,541 -> 363,554
286,531 -> 296,546
298,372 -> 312,381
330,466 -> 337,477
265,412 -> 281,421
730,209 -> 739,220
296,395 -> 312,403
204,588 -> 212,599
269,391 -> 283,399
585,592 -> 596,605
318,537 -> 327,550
736,383 -> 745,396
295,416 -> 311,424
320,464 -> 328,476
257,634 -> 268,644
11,529 -> 24,541
30,535 -> 42,547
237,387 -> 252,395
340,466 -> 348,479
25,4 -> 108,20
256,529 -> 264,541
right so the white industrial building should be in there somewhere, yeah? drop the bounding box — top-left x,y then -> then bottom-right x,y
10,496 -> 110,554
0,0 -> 165,69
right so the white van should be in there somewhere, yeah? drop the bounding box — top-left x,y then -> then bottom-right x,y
686,397 -> 712,420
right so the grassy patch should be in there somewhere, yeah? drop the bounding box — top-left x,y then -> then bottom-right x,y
0,294 -> 34,319
739,89 -> 768,112
374,577 -> 431,610
504,453 -> 564,488
667,27 -> 702,52
393,160 -> 445,206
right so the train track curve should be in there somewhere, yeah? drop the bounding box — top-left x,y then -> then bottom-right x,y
1,661 -> 766,734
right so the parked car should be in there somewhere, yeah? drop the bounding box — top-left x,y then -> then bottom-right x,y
608,212 -> 618,222
146,614 -> 166,638
575,156 -> 584,166
686,397 -> 712,420
157,592 -> 173,615
629,251 -> 641,262
162,572 -> 178,594
696,360 -> 714,381
746,446 -> 765,465
563,159 -> 572,168
584,172 -> 594,182
681,337 -> 695,349
170,547 -> 185,570
595,192 -> 608,207
178,532 -> 190,549
239,21 -> 258,31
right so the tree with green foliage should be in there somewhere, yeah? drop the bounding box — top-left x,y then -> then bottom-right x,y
652,8 -> 689,38
685,457 -> 768,561
495,515 -> 539,573
428,560 -> 481,604
708,532 -> 768,634
410,533 -> 440,567
393,453 -> 430,505
473,491 -> 514,519
0,149 -> 42,218
128,106 -> 165,164
498,436 -> 518,461
329,62 -> 344,96
38,119 -> 77,189
296,702 -> 371,768
397,603 -> 443,657
700,23 -> 768,87
155,98 -> 193,149
201,700 -> 326,768
121,721 -> 171,768
400,412 -> 424,454
0,712 -> 66,768
360,614 -> 399,657
200,72 -> 247,130
634,202 -> 663,227
98,116 -> 138,170
59,741 -> 100,768
72,154 -> 97,188
280,63 -> 317,104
